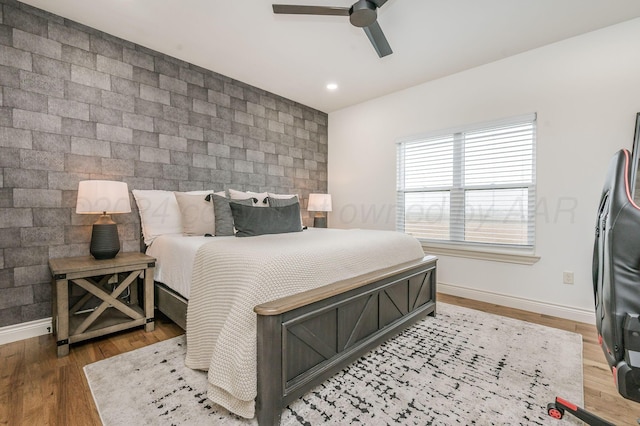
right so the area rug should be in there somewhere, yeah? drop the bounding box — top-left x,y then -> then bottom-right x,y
84,303 -> 583,425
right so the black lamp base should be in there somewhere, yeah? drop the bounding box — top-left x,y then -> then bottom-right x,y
90,215 -> 120,259
313,216 -> 327,228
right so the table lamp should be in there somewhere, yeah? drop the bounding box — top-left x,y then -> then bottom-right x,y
76,180 -> 131,259
307,193 -> 332,228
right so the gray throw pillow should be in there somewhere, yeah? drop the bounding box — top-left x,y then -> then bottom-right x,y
207,194 -> 253,236
267,196 -> 298,207
229,202 -> 303,237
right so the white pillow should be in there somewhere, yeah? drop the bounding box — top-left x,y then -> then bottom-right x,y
132,189 -> 211,245
268,192 -> 299,201
174,192 -> 218,236
228,188 -> 269,207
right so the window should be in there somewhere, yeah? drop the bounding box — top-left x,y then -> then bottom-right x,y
397,114 -> 536,249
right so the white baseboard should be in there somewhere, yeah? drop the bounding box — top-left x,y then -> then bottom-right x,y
0,317 -> 53,346
438,282 -> 596,325
0,283 -> 594,345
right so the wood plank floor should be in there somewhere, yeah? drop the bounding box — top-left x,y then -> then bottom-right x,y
0,294 -> 637,425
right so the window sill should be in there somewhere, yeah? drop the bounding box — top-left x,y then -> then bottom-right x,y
421,242 -> 540,265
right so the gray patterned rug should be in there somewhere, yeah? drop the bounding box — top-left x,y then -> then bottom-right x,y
84,303 -> 583,425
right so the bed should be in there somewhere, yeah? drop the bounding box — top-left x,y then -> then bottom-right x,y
135,190 -> 437,425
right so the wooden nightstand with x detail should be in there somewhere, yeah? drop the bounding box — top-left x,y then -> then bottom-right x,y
49,252 -> 155,357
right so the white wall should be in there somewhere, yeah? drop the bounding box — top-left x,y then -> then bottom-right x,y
327,18 -> 640,322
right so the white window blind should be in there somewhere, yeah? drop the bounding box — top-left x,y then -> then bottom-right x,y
397,114 -> 536,248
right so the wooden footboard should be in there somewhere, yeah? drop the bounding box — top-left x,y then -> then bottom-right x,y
254,255 -> 437,426
154,255 -> 437,425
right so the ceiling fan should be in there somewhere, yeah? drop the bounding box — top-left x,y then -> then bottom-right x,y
272,0 -> 392,58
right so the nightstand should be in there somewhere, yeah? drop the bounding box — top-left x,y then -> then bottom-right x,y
49,252 -> 156,357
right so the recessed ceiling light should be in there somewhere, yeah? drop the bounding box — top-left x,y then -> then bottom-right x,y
326,83 -> 338,91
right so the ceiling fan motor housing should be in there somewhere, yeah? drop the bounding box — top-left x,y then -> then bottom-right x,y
349,0 -> 377,27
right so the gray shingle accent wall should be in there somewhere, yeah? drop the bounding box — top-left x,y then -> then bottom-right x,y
0,0 -> 328,327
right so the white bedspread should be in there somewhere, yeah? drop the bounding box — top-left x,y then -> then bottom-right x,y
184,228 -> 425,418
146,234 -> 232,299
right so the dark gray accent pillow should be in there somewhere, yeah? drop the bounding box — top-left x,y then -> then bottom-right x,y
229,202 -> 303,237
267,196 -> 298,207
208,194 -> 253,236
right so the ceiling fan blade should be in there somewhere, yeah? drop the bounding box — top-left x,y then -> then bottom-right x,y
363,21 -> 392,57
272,5 -> 350,16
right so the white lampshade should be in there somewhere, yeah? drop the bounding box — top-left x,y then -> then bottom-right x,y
307,193 -> 332,212
76,180 -> 131,214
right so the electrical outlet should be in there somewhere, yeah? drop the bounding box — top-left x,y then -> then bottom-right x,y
563,271 -> 574,284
